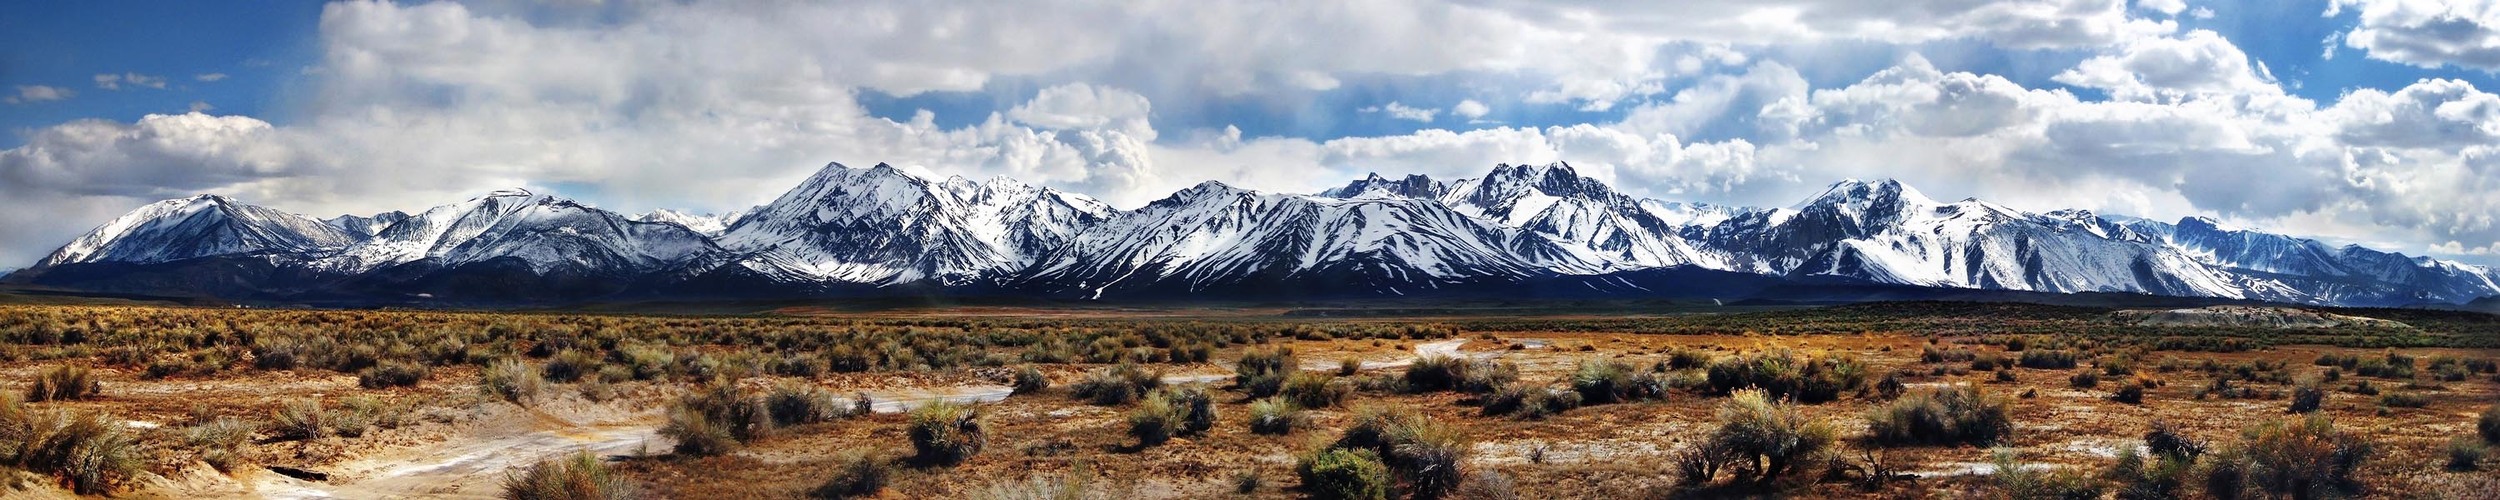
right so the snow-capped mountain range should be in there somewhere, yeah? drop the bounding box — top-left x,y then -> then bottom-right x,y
11,161 -> 2497,307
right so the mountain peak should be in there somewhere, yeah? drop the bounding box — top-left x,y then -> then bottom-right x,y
1319,172 -> 1444,199
1799,178 -> 1932,210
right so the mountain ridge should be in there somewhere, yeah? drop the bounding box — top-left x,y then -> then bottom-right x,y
11,161 -> 2497,307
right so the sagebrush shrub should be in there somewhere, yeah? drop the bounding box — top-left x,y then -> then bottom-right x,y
2206,415 -> 2373,499
1865,384 -> 2010,446
1070,363 -> 1161,406
1297,448 -> 1390,500
1012,365 -> 1050,395
1283,372 -> 1352,409
359,360 -> 429,389
1234,347 -> 1297,398
1693,388 -> 1835,486
1703,349 -> 1865,404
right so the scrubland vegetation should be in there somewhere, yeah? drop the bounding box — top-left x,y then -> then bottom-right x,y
0,301 -> 2492,498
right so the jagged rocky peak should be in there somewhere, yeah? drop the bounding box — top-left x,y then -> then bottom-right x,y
1790,178 -> 1936,227
1320,172 -> 1446,199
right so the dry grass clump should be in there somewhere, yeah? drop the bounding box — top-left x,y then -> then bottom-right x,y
809,448 -> 895,499
24,365 -> 98,402
501,451 -> 632,500
766,381 -> 856,427
1011,365 -> 1050,395
0,395 -> 142,494
183,415 -> 257,473
482,359 -> 547,406
907,401 -> 986,466
1675,388 -> 1835,489
1247,397 -> 1302,435
1283,372 -> 1354,409
1991,449 -> 2101,499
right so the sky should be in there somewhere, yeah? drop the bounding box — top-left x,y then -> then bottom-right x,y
6,0 -> 2500,269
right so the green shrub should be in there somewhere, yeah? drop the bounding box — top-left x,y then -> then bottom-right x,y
2449,436 -> 2486,471
24,365 -> 99,402
2017,350 -> 2080,369
1234,347 -> 1297,398
501,451 -> 630,500
907,401 -> 986,466
482,359 -> 546,406
1012,365 -> 1050,395
809,449 -> 893,499
1297,448 -> 1390,500
359,360 -> 429,389
1070,363 -> 1161,406
1248,397 -> 1301,435
2378,392 -> 2429,408
1865,384 -> 2010,447
1703,349 -> 1865,404
1283,372 -> 1353,409
1339,358 -> 1362,376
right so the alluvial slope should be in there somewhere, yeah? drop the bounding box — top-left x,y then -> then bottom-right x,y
36,195 -> 360,268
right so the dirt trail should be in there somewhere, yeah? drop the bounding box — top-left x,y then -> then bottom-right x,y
1300,338 -> 1470,371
